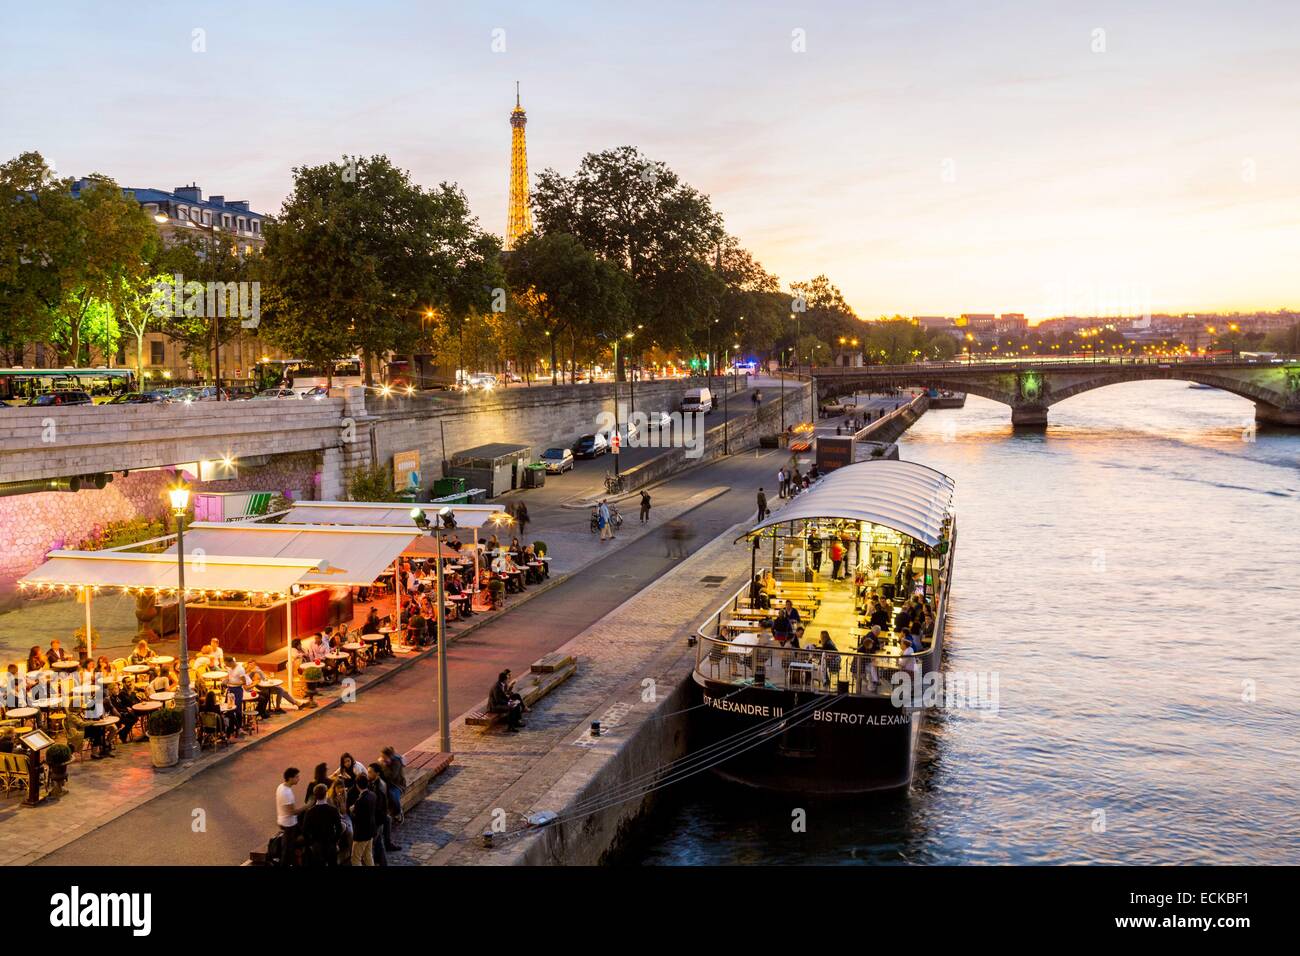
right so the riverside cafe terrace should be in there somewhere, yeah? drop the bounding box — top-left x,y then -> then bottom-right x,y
12,501 -> 507,682
696,459 -> 956,696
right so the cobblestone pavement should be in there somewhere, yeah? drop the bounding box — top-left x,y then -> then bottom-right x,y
397,483 -> 801,866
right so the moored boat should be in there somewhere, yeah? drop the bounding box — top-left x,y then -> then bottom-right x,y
689,459 -> 957,794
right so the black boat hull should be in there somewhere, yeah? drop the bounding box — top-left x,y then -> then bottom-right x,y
690,676 -> 922,794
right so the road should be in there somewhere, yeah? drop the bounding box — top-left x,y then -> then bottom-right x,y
36,446 -> 791,865
505,375 -> 797,519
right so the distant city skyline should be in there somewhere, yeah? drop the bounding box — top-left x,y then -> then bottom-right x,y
3,0 -> 1299,320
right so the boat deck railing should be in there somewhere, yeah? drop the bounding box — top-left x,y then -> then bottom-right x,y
693,575 -> 936,699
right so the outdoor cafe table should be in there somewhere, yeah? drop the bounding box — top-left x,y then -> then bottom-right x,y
147,656 -> 175,667
122,664 -> 150,676
362,634 -> 390,658
149,691 -> 177,704
722,619 -> 763,634
4,706 -> 37,723
52,660 -> 80,673
130,700 -> 162,739
202,670 -> 228,683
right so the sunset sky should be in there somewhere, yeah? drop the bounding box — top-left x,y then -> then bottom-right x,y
3,0 -> 1299,320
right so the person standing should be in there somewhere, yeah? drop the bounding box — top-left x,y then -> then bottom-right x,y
639,490 -> 652,524
515,501 -> 530,540
829,538 -> 845,580
276,767 -> 306,867
809,532 -> 823,575
348,773 -> 378,866
302,783 -> 342,866
777,468 -> 787,499
756,487 -> 769,521
224,656 -> 249,736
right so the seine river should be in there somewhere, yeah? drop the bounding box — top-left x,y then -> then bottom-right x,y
624,380 -> 1300,865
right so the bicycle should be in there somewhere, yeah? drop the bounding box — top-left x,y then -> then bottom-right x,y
604,472 -> 625,495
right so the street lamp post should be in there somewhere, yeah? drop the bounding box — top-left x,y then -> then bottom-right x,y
169,485 -> 197,759
412,507 -> 452,754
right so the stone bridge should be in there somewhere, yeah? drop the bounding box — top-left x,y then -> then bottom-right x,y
812,358 -> 1300,426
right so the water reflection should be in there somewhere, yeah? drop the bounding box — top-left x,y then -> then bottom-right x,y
626,382 -> 1300,865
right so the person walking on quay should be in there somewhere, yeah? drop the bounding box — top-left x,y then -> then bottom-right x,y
639,489 -> 652,524
829,538 -> 845,580
600,496 -> 616,541
757,487 -> 770,521
777,467 -> 787,499
514,500 -> 530,539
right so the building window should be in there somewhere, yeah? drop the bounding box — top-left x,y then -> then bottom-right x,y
203,210 -> 212,225
252,220 -> 260,234
223,214 -> 232,229
150,340 -> 165,365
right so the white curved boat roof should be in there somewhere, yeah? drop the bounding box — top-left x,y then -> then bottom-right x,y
742,459 -> 955,548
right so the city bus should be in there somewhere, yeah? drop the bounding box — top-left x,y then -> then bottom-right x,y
253,357 -> 364,395
0,367 -> 137,403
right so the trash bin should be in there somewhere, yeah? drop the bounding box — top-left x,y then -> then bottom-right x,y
522,463 -> 546,489
433,476 -> 466,498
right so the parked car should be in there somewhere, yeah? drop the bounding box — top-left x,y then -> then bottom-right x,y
226,386 -> 257,401
540,447 -> 575,473
465,372 -> 498,391
107,392 -> 167,405
27,390 -> 93,407
190,386 -> 233,402
646,410 -> 673,429
301,385 -> 331,400
681,387 -> 713,413
573,433 -> 609,458
251,387 -> 298,400
167,387 -> 200,404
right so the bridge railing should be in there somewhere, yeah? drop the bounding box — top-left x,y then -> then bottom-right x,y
811,355 -> 1293,374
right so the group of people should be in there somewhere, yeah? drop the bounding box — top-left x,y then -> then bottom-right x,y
777,462 -> 821,499
274,746 -> 409,866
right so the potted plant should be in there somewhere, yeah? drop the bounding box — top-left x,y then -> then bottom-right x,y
146,707 -> 184,768
45,743 -> 73,796
302,665 -> 324,706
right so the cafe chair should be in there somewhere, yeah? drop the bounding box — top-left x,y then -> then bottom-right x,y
707,644 -> 725,678
198,711 -> 224,749
242,697 -> 260,735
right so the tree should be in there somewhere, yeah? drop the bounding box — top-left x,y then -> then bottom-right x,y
532,146 -> 725,361
0,152 -> 75,358
263,156 -> 499,385
788,275 -> 859,355
55,175 -> 156,365
154,230 -> 260,377
0,154 -> 155,365
505,231 -> 619,383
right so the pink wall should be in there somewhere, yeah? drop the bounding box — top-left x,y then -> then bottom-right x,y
0,451 -> 321,607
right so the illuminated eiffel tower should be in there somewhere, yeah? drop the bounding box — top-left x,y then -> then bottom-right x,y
505,82 -> 532,250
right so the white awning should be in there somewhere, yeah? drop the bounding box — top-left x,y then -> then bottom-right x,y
164,522 -> 422,586
284,500 -> 508,530
17,551 -> 325,594
741,459 -> 955,548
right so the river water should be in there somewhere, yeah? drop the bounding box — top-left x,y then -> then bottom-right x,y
624,381 -> 1300,865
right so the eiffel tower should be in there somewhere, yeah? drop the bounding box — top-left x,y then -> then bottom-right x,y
506,82 -> 532,250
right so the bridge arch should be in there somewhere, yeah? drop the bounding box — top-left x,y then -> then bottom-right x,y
811,360 -> 1300,427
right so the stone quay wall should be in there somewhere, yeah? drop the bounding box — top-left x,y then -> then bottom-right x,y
0,378 -> 712,602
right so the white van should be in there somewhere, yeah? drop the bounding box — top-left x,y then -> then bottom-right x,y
681,387 -> 713,414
